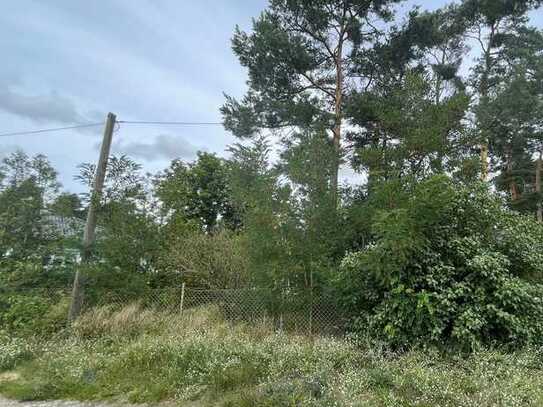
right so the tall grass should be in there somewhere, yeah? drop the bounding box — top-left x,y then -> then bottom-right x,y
2,303 -> 543,406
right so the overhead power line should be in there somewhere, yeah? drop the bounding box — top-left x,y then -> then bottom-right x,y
0,123 -> 103,138
117,120 -> 223,126
0,120 -> 224,139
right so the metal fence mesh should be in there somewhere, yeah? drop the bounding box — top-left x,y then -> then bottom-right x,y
82,286 -> 345,336
0,286 -> 345,336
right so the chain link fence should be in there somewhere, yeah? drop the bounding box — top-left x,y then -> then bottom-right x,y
1,286 -> 345,336
82,286 -> 345,336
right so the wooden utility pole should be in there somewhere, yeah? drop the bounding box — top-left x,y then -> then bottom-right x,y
68,112 -> 116,322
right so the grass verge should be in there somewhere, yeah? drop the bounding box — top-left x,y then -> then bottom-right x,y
1,304 -> 543,406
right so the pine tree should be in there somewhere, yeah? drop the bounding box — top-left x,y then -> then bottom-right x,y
221,0 -> 404,199
345,5 -> 470,186
458,0 -> 543,180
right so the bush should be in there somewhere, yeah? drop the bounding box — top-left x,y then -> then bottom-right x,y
158,229 -> 250,289
0,292 -> 69,337
338,175 -> 543,349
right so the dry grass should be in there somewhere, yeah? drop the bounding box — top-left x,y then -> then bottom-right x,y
73,302 -> 164,339
0,373 -> 19,383
73,302 -> 274,340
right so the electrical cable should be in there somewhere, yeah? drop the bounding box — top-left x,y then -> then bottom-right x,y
0,119 -> 224,138
117,120 -> 223,126
0,123 -> 103,138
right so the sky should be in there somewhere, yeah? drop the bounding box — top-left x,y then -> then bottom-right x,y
1,1 -> 542,192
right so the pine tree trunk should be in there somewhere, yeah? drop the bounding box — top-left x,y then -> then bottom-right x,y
331,31 -> 344,202
478,25 -> 496,182
537,150 -> 542,222
506,144 -> 519,202
479,63 -> 490,181
480,143 -> 489,181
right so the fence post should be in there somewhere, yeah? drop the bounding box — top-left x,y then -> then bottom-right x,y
179,283 -> 185,316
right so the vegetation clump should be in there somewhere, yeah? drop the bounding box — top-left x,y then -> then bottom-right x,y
339,176 -> 543,349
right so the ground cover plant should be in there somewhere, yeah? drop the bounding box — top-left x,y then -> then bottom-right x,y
2,304 -> 543,407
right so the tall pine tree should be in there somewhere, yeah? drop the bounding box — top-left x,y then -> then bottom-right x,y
221,0 -> 404,199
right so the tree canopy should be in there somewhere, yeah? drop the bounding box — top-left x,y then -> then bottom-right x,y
2,0 -> 543,350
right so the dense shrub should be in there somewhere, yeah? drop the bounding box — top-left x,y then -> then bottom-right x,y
0,292 -> 69,337
157,229 -> 250,289
338,175 -> 543,349
0,258 -> 73,337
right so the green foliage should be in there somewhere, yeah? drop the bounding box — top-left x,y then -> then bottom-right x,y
338,175 -> 543,349
0,295 -> 50,335
76,155 -> 144,206
226,133 -> 351,290
0,151 -> 63,261
0,291 -> 69,337
459,0 -> 542,26
227,138 -> 293,288
0,179 -> 45,258
156,152 -> 240,233
158,229 -> 250,288
222,0 -> 405,192
0,151 -> 77,292
76,155 -> 161,275
98,200 -> 160,274
478,27 -> 543,213
49,193 -> 83,218
82,264 -> 151,301
0,150 -> 59,194
0,256 -> 73,290
347,71 -> 470,183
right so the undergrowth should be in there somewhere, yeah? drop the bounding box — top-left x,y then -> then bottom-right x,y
1,303 -> 543,406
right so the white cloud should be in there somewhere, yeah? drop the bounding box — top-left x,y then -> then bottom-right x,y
0,86 -> 88,124
114,134 -> 201,162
